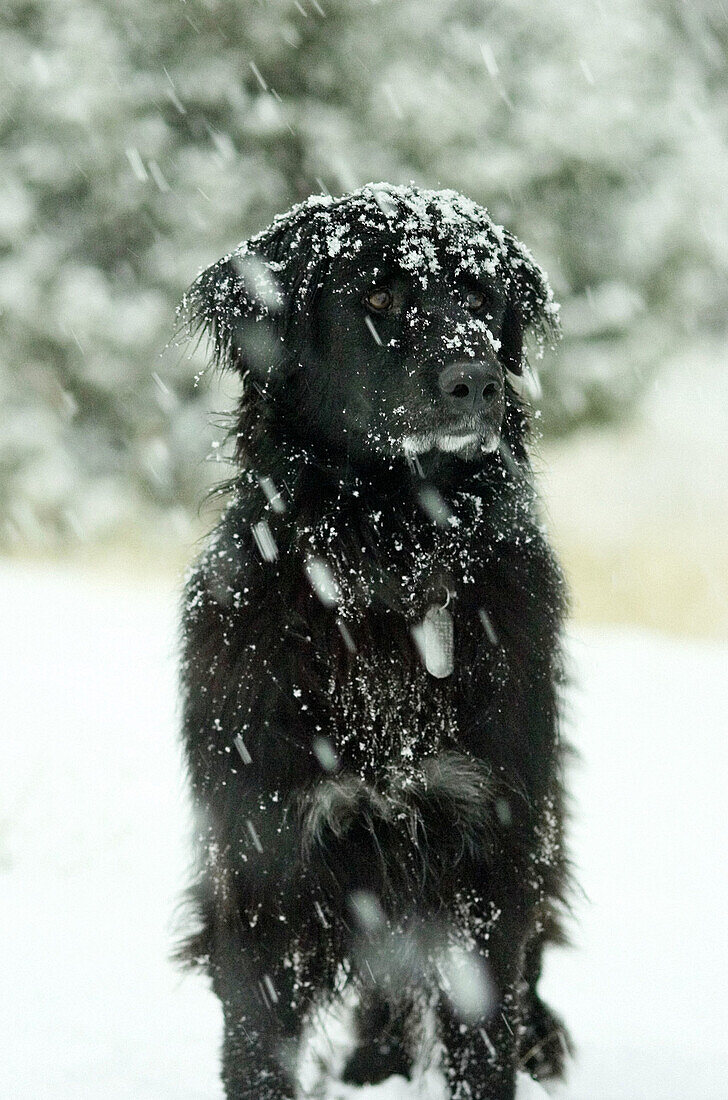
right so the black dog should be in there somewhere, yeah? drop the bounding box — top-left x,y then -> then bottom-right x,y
178,184 -> 571,1099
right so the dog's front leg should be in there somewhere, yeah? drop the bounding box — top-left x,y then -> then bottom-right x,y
208,863 -> 334,1100
439,883 -> 531,1100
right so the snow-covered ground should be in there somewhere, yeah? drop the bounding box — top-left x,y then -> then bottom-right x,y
2,563 -> 727,1098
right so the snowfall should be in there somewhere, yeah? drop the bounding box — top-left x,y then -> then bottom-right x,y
2,562 -> 727,1099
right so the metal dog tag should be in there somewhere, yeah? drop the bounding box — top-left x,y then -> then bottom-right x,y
421,602 -> 454,679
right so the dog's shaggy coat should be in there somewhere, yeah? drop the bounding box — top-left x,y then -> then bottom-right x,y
178,184 -> 571,1099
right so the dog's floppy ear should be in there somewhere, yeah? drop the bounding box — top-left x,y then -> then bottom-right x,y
500,299 -> 525,376
182,244 -> 287,378
500,234 -> 560,376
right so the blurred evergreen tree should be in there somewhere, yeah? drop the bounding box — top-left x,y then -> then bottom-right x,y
1,0 -> 726,548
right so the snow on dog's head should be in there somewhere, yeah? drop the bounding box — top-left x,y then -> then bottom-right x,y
183,183 -> 559,468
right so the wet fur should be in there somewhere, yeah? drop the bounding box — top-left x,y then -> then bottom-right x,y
177,185 -> 572,1099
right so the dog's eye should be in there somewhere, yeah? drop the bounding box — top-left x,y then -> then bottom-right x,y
365,288 -> 393,312
465,289 -> 486,311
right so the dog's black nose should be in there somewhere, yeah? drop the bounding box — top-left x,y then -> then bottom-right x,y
438,361 -> 503,412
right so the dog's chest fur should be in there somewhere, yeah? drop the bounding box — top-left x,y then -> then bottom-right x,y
328,642 -> 459,779
295,482 -> 529,779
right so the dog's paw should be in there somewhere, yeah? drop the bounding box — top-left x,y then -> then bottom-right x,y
518,995 -> 573,1082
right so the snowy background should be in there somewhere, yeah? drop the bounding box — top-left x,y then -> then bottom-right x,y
2,0 -> 728,551
3,0 -> 728,1096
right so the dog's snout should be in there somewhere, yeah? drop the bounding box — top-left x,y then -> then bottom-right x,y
438,362 -> 503,413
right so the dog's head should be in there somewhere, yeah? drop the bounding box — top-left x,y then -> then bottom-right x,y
184,184 -> 558,467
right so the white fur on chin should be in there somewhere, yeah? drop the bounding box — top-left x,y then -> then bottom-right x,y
401,432 -> 500,457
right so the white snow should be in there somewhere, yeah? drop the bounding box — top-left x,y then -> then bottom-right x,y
1,563 -> 726,1098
